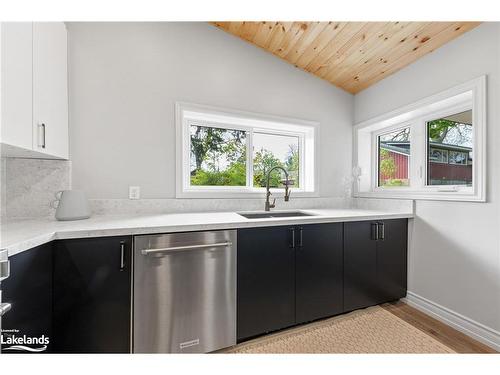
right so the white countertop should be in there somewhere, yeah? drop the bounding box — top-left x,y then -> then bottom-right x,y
1,208 -> 413,257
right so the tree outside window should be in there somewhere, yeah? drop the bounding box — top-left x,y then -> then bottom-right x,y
189,125 -> 300,188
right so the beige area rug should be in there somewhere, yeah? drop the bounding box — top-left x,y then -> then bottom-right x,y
223,306 -> 456,354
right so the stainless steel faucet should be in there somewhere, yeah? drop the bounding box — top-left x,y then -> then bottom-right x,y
264,166 -> 291,211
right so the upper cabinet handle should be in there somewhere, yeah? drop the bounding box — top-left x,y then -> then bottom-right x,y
42,123 -> 46,148
38,123 -> 46,149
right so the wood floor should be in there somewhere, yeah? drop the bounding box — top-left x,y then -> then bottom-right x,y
381,301 -> 496,353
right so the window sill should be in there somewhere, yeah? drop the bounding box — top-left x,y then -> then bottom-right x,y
354,190 -> 485,202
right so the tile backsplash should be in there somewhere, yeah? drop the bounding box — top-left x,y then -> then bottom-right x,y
88,197 -> 352,215
1,158 -> 71,219
87,197 -> 413,216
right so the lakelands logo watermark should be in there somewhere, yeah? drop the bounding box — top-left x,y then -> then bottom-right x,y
1,329 -> 49,352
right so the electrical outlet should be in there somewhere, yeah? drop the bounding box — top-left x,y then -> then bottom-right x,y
129,186 -> 141,200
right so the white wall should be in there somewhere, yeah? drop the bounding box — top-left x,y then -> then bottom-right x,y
355,23 -> 500,335
67,22 -> 353,199
66,21 -> 499,341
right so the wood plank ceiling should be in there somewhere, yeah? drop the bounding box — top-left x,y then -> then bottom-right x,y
211,22 -> 481,94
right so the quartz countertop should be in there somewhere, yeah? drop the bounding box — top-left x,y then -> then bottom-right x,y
1,208 -> 413,257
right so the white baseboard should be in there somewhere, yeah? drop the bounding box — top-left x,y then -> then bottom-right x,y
403,291 -> 500,352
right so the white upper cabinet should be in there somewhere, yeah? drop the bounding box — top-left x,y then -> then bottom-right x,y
32,23 -> 68,159
0,23 -> 33,152
1,22 -> 68,159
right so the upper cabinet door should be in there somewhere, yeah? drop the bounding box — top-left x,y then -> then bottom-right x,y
0,23 -> 33,150
32,22 -> 68,159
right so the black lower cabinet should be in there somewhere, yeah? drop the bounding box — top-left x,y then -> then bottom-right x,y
3,219 -> 406,352
344,219 -> 408,312
237,223 -> 344,341
237,226 -> 296,341
1,243 -> 53,353
376,219 -> 408,303
52,236 -> 132,353
295,223 -> 343,324
343,221 -> 379,312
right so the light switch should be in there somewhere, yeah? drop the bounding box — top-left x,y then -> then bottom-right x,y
129,186 -> 141,200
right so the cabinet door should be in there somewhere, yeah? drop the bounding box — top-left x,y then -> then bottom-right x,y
1,243 -> 53,353
32,22 -> 68,159
343,221 -> 379,312
53,236 -> 132,353
0,22 -> 33,150
296,223 -> 343,324
237,226 -> 295,341
376,219 -> 408,303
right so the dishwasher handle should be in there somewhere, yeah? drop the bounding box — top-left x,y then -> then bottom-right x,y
141,241 -> 233,255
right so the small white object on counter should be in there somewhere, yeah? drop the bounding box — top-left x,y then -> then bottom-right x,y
1,208 -> 414,258
54,190 -> 91,221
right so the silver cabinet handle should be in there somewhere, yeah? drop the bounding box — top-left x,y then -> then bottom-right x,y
290,228 -> 295,248
38,123 -> 46,149
378,222 -> 385,240
371,223 -> 379,240
0,302 -> 11,317
298,227 -> 303,247
42,123 -> 46,148
120,241 -> 125,271
0,259 -> 10,281
141,241 -> 232,255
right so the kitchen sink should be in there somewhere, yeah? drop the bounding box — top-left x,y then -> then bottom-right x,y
237,211 -> 316,219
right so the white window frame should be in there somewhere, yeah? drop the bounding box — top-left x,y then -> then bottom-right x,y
353,76 -> 486,202
175,102 -> 319,198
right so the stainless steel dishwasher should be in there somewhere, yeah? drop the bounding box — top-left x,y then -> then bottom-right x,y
133,230 -> 236,353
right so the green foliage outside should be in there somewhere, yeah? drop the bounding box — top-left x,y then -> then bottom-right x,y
252,148 -> 283,187
383,179 -> 405,186
379,149 -> 406,187
428,119 -> 457,143
378,115 -> 471,188
428,117 -> 472,147
253,145 -> 299,188
191,162 -> 247,186
189,125 -> 299,188
379,149 -> 396,178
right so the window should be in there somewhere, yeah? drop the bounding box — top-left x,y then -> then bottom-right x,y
190,124 -> 247,187
377,127 -> 410,187
449,151 -> 468,165
429,148 -> 448,163
176,102 -> 317,198
354,76 -> 486,202
253,132 -> 300,188
427,110 -> 473,186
